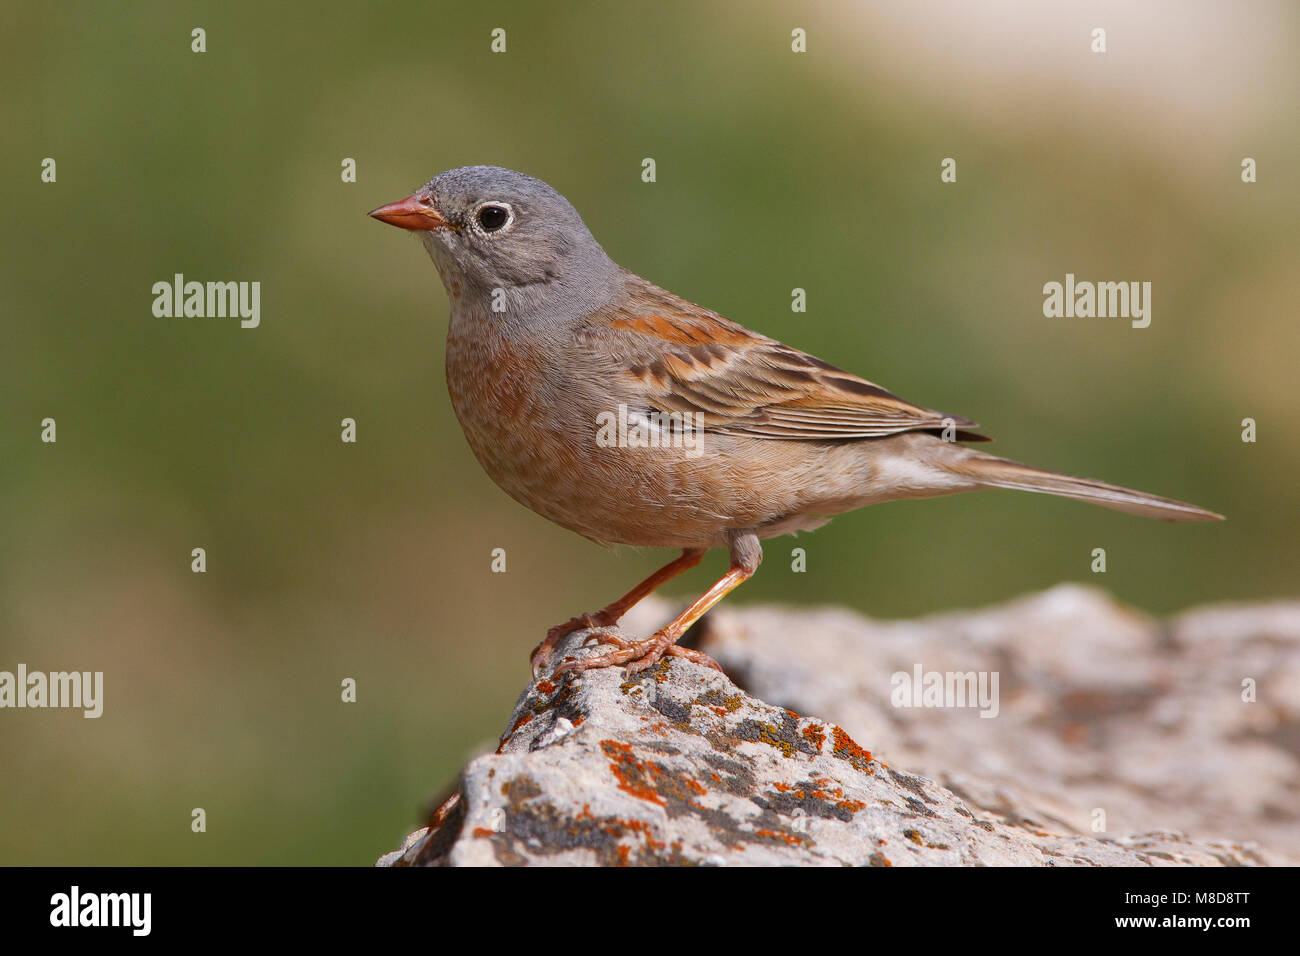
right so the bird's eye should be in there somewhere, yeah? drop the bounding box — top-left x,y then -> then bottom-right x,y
476,203 -> 512,233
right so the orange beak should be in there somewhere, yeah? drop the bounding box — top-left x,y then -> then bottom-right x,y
368,193 -> 449,231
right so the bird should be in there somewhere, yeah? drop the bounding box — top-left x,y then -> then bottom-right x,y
369,165 -> 1222,678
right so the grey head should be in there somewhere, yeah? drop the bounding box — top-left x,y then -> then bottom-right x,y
369,165 -> 623,323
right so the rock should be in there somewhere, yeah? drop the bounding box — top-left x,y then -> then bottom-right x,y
703,585 -> 1300,865
380,585 -> 1296,866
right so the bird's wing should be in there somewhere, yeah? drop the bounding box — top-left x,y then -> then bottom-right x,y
582,276 -> 989,441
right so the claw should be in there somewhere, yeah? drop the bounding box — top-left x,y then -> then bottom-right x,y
551,628 -> 720,679
623,639 -> 670,674
531,612 -> 608,677
582,629 -> 629,649
554,646 -> 638,677
665,645 -> 724,671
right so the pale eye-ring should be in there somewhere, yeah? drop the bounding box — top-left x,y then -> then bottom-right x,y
475,202 -> 513,233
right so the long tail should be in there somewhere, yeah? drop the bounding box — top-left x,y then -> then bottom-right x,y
954,453 -> 1223,522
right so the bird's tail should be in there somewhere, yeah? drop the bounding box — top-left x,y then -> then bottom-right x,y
953,452 -> 1223,522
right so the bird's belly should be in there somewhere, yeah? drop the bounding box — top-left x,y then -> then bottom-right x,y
445,329 -> 772,549
444,327 -> 652,546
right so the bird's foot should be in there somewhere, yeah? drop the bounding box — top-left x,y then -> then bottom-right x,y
530,611 -> 617,677
554,629 -> 722,677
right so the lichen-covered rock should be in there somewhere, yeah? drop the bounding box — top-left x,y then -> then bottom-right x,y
701,585 -> 1300,865
380,587 -> 1291,866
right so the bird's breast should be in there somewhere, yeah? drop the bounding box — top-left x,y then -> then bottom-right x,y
444,314 -> 618,541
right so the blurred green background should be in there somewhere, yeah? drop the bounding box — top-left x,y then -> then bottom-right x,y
2,0 -> 1296,864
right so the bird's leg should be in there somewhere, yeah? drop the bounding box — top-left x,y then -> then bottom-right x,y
530,548 -> 705,676
555,563 -> 754,676
555,533 -> 762,677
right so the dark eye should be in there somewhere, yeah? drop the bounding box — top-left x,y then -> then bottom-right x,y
476,203 -> 511,232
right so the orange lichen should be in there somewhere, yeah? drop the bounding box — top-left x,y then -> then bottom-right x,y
509,713 -> 533,735
601,739 -> 666,806
831,725 -> 874,770
425,792 -> 461,831
801,723 -> 827,751
755,828 -> 803,846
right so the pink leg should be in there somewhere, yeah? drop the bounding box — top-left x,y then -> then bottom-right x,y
530,548 -> 705,675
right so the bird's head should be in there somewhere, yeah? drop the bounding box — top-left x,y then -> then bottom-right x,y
369,165 -> 619,317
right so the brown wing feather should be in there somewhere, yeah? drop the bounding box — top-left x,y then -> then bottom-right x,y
588,275 -> 989,442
